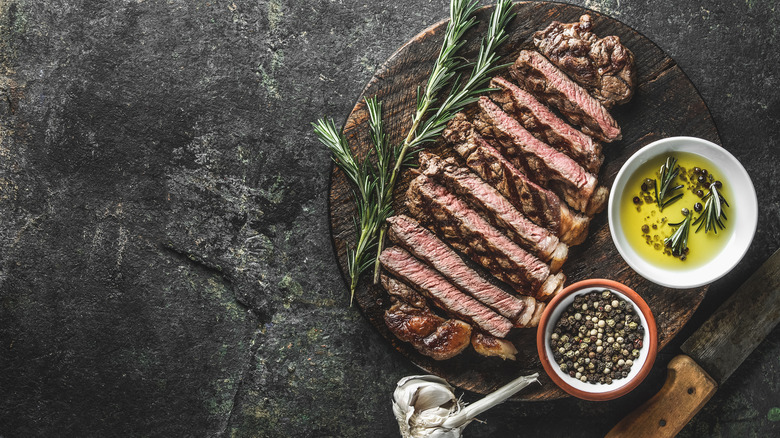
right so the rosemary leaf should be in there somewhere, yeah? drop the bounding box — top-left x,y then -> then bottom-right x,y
692,183 -> 729,234
656,156 -> 683,211
664,213 -> 691,257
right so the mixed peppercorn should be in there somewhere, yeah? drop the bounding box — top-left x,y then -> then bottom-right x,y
550,290 -> 644,385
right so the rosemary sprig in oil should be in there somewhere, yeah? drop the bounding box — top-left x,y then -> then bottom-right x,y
664,210 -> 691,259
693,182 -> 729,234
655,156 -> 684,211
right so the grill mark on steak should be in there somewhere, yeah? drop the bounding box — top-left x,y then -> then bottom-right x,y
474,97 -> 608,215
511,50 -> 621,142
384,300 -> 472,360
406,174 -> 565,301
490,76 -> 603,173
387,214 -> 538,327
443,114 -> 591,246
533,14 -> 636,108
418,152 -> 568,272
381,273 -> 427,309
380,246 -> 514,337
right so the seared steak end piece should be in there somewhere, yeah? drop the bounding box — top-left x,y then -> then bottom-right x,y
471,331 -> 518,360
533,14 -> 636,108
384,301 -> 472,360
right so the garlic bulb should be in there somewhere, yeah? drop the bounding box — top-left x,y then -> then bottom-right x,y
392,373 -> 539,438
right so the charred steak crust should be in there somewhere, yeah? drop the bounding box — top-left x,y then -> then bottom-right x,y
381,274 -> 427,309
490,76 -> 603,174
405,174 -> 564,300
533,14 -> 636,108
474,96 -> 607,215
387,214 -> 536,325
384,300 -> 473,361
379,246 -> 514,337
443,114 -> 591,246
511,50 -> 621,142
471,331 -> 518,360
418,152 -> 568,272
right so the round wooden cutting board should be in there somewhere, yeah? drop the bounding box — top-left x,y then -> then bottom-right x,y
328,1 -> 719,400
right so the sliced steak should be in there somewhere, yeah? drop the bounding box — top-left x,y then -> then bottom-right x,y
445,115 -> 591,245
418,152 -> 568,272
384,300 -> 472,360
406,174 -> 564,301
381,274 -> 427,309
387,214 -> 538,327
444,114 -> 591,246
379,246 -> 514,337
533,15 -> 636,108
474,96 -> 608,215
511,50 -> 621,142
490,76 -> 603,173
471,331 -> 518,361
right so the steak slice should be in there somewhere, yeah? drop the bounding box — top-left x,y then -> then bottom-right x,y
380,246 -> 514,337
511,50 -> 621,142
381,274 -> 427,309
444,114 -> 591,246
490,76 -> 603,173
471,331 -> 518,361
384,300 -> 472,360
406,174 -> 565,301
474,96 -> 608,215
418,152 -> 568,272
387,214 -> 538,327
533,14 -> 636,108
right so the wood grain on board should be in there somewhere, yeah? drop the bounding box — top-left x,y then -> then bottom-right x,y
328,1 -> 719,400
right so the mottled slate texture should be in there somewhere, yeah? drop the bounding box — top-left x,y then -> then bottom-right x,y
0,1 -> 777,437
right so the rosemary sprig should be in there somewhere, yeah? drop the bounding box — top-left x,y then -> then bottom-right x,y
655,156 -> 684,211
372,0 -> 516,282
693,182 -> 729,234
664,213 -> 691,258
313,97 -> 390,304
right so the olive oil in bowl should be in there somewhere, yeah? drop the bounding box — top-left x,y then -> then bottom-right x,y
618,152 -> 734,270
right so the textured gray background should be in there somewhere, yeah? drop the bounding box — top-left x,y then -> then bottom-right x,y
0,1 -> 778,437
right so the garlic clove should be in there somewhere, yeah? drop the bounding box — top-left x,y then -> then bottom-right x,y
392,373 -> 540,438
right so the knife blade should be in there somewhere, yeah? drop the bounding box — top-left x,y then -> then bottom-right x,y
606,248 -> 780,437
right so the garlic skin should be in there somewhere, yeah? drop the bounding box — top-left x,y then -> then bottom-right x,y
392,373 -> 539,438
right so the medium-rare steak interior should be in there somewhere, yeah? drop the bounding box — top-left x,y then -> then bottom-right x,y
490,76 -> 603,173
406,174 -> 565,300
444,114 -> 592,246
380,246 -> 515,338
387,214 -> 538,326
511,49 -> 622,142
474,96 -> 608,215
418,152 -> 569,272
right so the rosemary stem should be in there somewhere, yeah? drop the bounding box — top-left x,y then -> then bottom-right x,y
372,225 -> 388,284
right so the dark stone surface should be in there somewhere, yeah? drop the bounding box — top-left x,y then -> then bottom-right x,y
0,1 -> 777,437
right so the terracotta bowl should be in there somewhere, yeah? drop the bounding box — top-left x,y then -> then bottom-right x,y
536,279 -> 658,401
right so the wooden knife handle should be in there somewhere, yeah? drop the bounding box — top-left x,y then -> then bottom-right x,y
605,355 -> 717,438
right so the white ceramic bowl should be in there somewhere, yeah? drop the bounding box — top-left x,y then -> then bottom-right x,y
537,280 -> 657,401
608,137 -> 758,289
